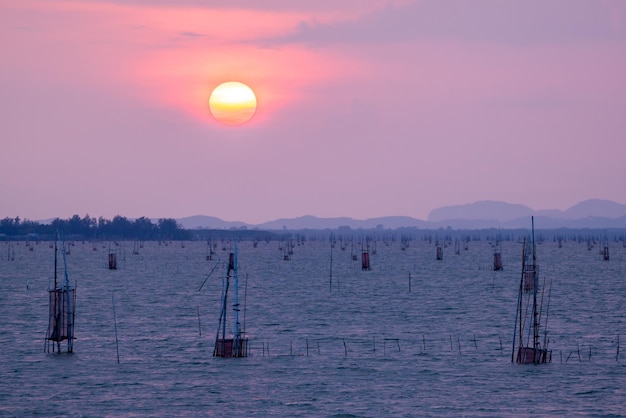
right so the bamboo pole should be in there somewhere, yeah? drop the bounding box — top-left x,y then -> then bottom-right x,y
112,294 -> 120,364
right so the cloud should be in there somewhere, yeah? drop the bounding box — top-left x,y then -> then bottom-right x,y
180,31 -> 209,38
66,0 -> 387,13
265,0 -> 626,47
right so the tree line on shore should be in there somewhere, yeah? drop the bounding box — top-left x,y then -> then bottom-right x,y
0,215 -> 190,240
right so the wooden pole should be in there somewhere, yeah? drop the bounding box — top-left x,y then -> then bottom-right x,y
329,244 -> 333,292
196,305 -> 201,336
112,294 -> 120,364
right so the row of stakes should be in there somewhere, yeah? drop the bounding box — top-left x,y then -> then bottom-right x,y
240,335 -> 622,362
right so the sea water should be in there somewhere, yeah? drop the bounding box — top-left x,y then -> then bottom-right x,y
1,238 -> 625,416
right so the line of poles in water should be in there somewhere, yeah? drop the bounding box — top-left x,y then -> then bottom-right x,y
233,334 -> 622,362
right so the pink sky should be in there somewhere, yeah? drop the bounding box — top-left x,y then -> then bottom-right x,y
1,0 -> 625,224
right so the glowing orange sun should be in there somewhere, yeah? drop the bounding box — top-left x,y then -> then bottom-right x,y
209,81 -> 257,125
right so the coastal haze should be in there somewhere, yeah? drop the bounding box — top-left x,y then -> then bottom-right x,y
177,199 -> 626,230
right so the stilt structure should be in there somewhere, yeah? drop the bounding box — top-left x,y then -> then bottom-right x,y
522,238 -> 535,292
206,239 -> 215,260
513,217 -> 551,364
214,241 -> 248,358
493,250 -> 503,271
493,239 -> 503,271
436,244 -> 443,261
361,240 -> 371,271
108,250 -> 117,270
45,238 -> 76,353
493,231 -> 503,271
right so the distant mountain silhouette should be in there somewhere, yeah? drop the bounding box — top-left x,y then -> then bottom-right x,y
425,199 -> 626,229
256,215 -> 430,230
175,199 -> 626,230
562,199 -> 626,219
428,201 -> 534,223
176,215 -> 247,230
427,199 -> 626,226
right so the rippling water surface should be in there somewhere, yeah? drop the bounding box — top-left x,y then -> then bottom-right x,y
1,238 -> 625,416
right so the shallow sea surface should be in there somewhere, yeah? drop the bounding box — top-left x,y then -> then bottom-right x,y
1,238 -> 625,417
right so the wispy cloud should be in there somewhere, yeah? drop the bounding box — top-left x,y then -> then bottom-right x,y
265,0 -> 626,47
180,31 -> 208,38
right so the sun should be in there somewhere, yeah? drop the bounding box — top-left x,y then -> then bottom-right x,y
209,81 -> 257,125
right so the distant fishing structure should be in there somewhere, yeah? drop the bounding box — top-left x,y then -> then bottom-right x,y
283,240 -> 292,261
493,233 -> 503,271
108,246 -> 118,270
329,240 -> 334,292
436,242 -> 443,260
513,217 -> 552,364
7,242 -> 15,261
213,241 -> 249,358
602,234 -> 610,261
361,240 -> 371,271
45,236 -> 76,353
206,239 -> 215,260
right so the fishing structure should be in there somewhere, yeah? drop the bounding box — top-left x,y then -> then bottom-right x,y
361,240 -> 371,271
206,239 -> 215,260
7,242 -> 15,261
602,235 -> 610,261
436,243 -> 443,260
512,217 -> 552,364
493,235 -> 503,271
45,237 -> 76,353
213,242 -> 249,358
108,246 -> 117,270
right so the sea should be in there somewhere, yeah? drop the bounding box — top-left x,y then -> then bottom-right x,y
1,237 -> 625,417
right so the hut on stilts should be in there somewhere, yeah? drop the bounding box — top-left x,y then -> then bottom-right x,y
213,241 -> 248,358
512,217 -> 552,364
361,240 -> 371,271
493,235 -> 503,271
45,237 -> 76,354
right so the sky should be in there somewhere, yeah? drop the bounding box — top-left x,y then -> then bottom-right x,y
1,0 -> 626,224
